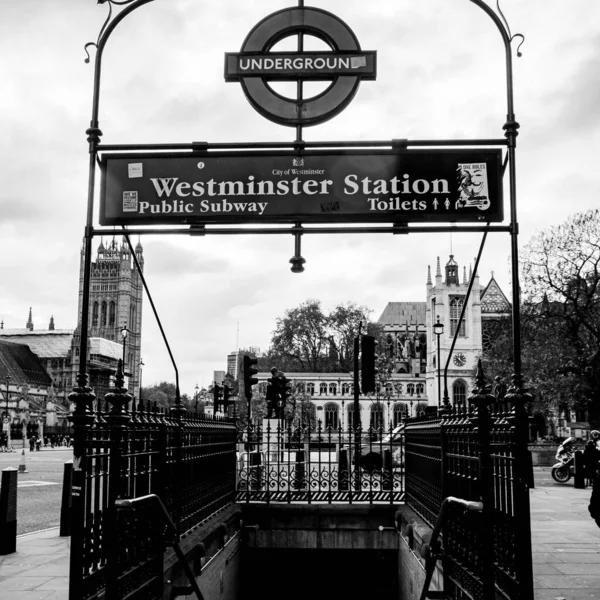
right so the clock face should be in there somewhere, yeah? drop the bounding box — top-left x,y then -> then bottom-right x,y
453,353 -> 467,367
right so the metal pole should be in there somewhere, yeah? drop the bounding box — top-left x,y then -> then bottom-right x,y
4,376 -> 10,451
436,332 -> 441,410
353,323 -> 363,490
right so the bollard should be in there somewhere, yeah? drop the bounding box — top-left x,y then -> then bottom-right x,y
383,449 -> 393,489
18,448 -> 28,474
249,451 -> 262,491
60,460 -> 73,536
0,467 -> 18,555
574,450 -> 585,489
338,448 -> 349,490
294,450 -> 306,490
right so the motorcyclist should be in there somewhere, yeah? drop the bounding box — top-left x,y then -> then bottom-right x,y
556,437 -> 576,461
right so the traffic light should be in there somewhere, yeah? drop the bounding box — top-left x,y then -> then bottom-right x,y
243,355 -> 259,400
223,384 -> 232,415
361,335 -> 377,393
278,376 -> 292,409
213,383 -> 223,412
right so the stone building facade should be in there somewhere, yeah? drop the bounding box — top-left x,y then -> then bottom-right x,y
71,237 -> 144,399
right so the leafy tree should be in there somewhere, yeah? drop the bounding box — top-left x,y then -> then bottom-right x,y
264,300 -> 382,372
485,210 -> 600,426
141,381 -> 191,410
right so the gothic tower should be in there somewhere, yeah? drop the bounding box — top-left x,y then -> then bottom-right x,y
72,237 -> 144,397
426,255 -> 482,408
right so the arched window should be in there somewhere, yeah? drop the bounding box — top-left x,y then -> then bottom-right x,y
347,403 -> 363,429
324,403 -> 339,429
386,334 -> 395,358
450,297 -> 466,337
393,403 -> 409,426
415,402 -> 427,417
307,382 -> 315,396
100,301 -> 107,327
453,379 -> 467,408
301,402 -> 317,428
109,301 -> 116,326
407,383 -> 415,396
329,383 -> 337,396
416,383 -> 424,395
370,403 -> 384,431
341,382 -> 350,396
92,302 -> 99,328
319,383 -> 327,396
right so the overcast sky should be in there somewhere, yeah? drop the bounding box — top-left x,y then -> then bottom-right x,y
1,1 -> 599,392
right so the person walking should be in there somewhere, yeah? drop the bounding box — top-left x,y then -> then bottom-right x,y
583,431 -> 600,487
590,471 -> 600,529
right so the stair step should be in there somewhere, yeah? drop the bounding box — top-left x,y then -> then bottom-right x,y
171,585 -> 193,598
427,592 -> 446,599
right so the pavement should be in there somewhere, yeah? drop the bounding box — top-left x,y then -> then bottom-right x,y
0,467 -> 598,599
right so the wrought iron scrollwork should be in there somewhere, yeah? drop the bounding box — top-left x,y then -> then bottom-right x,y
496,0 -> 525,56
85,0 -> 153,63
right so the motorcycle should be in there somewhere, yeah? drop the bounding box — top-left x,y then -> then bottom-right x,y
551,437 -> 576,483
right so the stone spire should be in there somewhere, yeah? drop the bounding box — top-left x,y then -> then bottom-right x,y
26,307 -> 33,331
427,265 -> 432,285
49,315 -> 55,331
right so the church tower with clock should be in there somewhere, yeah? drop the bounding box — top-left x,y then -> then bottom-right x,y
426,255 -> 483,408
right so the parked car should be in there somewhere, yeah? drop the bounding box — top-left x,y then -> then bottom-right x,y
359,424 -> 405,472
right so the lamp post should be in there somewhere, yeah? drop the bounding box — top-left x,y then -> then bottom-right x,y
194,383 -> 199,411
4,375 -> 10,451
433,316 -> 444,410
139,359 -> 144,405
120,325 -> 128,370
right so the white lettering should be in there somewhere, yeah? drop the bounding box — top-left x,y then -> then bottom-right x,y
431,179 -> 449,194
412,179 -> 430,194
344,174 -> 359,194
150,178 -> 178,198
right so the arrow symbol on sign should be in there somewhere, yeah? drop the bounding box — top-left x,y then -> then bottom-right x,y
433,199 -> 439,210
445,199 -> 450,210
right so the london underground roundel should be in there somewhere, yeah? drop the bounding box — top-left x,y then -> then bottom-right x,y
224,7 -> 377,127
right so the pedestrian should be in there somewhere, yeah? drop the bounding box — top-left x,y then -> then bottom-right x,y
29,435 -> 35,452
584,431 -> 600,487
590,471 -> 600,529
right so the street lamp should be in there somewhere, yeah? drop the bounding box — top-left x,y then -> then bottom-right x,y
194,383 -> 199,411
120,325 -> 128,372
139,359 -> 144,404
433,316 -> 444,410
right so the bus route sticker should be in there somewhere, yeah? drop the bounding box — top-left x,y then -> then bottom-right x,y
123,191 -> 138,212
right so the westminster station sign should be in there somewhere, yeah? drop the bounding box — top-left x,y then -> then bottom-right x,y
99,149 -> 503,225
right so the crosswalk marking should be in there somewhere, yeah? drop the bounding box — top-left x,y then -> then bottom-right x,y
17,480 -> 59,488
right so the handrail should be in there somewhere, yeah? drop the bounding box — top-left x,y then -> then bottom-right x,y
115,494 -> 204,600
418,496 -> 483,600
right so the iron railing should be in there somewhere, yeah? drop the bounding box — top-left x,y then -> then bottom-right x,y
404,362 -> 534,600
68,369 -> 237,600
236,420 -> 405,504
